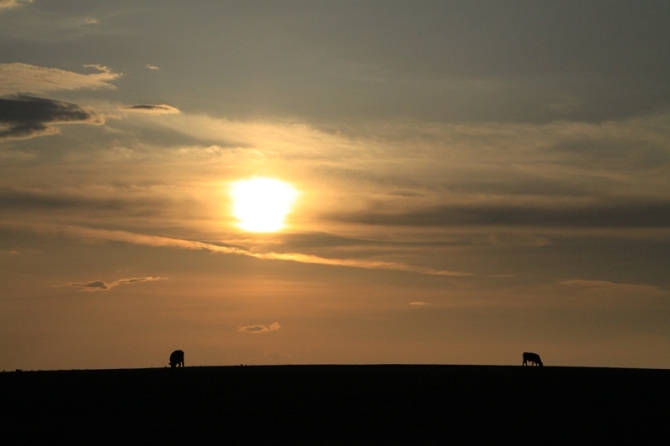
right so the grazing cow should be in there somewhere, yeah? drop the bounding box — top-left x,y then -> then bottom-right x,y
522,352 -> 543,367
169,350 -> 185,368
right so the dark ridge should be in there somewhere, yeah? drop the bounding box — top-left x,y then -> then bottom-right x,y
3,365 -> 668,445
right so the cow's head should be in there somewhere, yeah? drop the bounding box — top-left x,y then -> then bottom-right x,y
169,362 -> 176,368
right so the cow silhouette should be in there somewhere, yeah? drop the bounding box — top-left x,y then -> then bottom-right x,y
522,352 -> 543,366
169,350 -> 185,368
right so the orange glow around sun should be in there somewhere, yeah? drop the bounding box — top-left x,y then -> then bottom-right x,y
230,178 -> 299,232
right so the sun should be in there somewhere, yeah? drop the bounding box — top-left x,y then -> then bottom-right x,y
230,178 -> 299,232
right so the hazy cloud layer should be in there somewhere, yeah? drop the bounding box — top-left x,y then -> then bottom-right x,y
70,276 -> 166,292
0,63 -> 120,95
239,322 -> 281,334
0,95 -> 102,140
138,112 -> 670,235
2,111 -> 668,240
123,104 -> 180,115
3,111 -> 668,246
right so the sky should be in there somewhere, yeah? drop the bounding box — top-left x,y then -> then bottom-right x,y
1,0 -> 669,370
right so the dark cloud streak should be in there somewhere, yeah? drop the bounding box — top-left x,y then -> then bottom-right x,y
122,104 -> 180,114
0,95 -> 101,140
75,280 -> 108,290
70,277 -> 166,292
0,188 -> 165,213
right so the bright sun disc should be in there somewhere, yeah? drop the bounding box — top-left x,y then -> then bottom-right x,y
230,178 -> 299,232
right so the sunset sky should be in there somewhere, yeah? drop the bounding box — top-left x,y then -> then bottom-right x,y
1,0 -> 669,370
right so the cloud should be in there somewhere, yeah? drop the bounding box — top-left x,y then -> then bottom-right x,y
0,0 -> 31,11
72,280 -> 109,291
409,301 -> 427,306
559,278 -> 670,295
557,279 -> 670,304
0,95 -> 103,140
239,322 -> 281,334
12,223 -> 472,277
253,251 -> 472,277
69,276 -> 166,292
146,64 -> 159,71
0,188 -> 128,211
558,279 -> 666,292
560,279 -> 618,288
122,104 -> 180,115
334,200 -> 670,229
0,63 -> 120,95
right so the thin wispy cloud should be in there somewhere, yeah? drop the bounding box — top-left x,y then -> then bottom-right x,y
15,223 -> 472,277
0,63 -> 120,95
558,279 -> 668,294
560,279 -> 619,288
69,276 -> 166,292
556,279 -> 670,305
254,251 -> 472,277
409,301 -> 427,306
146,64 -> 159,71
239,322 -> 281,334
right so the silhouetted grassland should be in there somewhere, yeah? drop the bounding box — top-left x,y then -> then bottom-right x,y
3,365 -> 668,444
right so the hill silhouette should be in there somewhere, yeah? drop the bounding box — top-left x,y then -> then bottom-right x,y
3,364 -> 668,444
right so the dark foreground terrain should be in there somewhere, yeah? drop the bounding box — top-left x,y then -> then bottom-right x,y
3,365 -> 669,444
